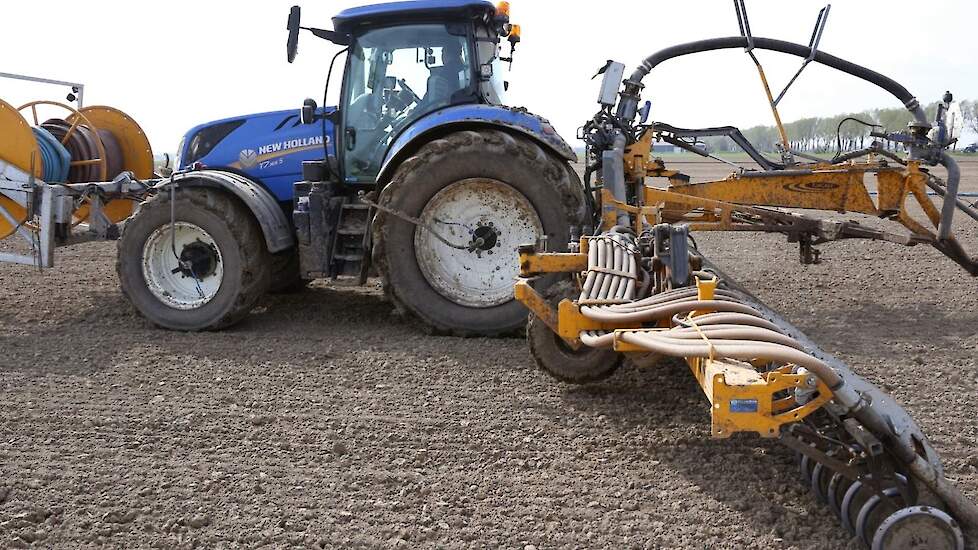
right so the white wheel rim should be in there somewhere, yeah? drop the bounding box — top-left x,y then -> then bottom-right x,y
141,222 -> 224,310
414,178 -> 543,308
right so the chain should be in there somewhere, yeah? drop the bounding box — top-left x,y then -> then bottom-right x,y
357,191 -> 479,251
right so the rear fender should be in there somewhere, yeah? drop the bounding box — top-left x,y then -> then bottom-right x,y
377,105 -> 576,184
165,170 -> 294,253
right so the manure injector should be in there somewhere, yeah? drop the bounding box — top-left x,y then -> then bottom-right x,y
0,1 -> 976,546
517,2 -> 978,548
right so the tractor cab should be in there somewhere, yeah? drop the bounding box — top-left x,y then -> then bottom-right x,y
289,0 -> 519,184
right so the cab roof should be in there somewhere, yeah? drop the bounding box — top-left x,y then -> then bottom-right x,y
333,0 -> 496,34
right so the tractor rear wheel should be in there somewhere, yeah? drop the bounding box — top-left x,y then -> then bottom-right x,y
116,188 -> 271,331
372,130 -> 587,336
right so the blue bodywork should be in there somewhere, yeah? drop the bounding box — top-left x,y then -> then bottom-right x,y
177,103 -> 574,202
176,108 -> 336,202
333,0 -> 495,33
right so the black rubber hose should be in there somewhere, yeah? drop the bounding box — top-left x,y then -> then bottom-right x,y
629,37 -> 928,126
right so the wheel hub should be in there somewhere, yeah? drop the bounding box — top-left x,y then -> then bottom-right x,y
176,240 -> 219,279
467,223 -> 499,256
142,222 -> 224,310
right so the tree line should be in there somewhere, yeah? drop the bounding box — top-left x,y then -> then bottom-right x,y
702,99 -> 978,154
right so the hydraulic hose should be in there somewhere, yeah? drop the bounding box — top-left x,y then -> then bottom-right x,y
582,299 -> 761,324
31,127 -> 70,183
617,331 -> 842,387
672,311 -> 782,332
665,326 -> 805,350
938,152 -> 960,241
628,37 -> 929,127
600,133 -> 630,228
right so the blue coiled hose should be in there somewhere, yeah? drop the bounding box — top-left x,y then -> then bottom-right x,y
31,127 -> 71,183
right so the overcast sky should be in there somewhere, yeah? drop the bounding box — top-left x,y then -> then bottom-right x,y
3,0 -> 975,154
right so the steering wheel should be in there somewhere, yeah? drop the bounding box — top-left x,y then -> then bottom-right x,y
397,78 -> 421,104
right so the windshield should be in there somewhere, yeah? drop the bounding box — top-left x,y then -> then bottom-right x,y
342,24 -> 474,182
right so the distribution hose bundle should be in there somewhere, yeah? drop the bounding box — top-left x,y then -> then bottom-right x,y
576,231 -> 842,388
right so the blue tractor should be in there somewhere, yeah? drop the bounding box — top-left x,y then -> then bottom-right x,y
116,0 -> 589,334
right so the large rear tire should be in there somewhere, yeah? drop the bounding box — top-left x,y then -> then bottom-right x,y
116,188 -> 271,331
372,130 -> 587,336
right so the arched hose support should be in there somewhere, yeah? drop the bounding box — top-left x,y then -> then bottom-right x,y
627,37 -> 929,128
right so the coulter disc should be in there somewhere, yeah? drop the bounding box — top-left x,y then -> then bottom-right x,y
871,506 -> 964,550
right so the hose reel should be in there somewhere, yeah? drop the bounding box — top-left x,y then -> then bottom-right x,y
0,98 -> 153,239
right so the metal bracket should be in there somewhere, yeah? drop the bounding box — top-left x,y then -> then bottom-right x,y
652,224 -> 691,288
733,0 -> 754,52
774,4 -> 831,106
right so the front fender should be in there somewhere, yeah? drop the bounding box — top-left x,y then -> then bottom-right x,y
377,105 -> 576,183
167,169 -> 294,253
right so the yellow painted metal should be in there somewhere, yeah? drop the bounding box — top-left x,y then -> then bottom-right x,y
519,251 -> 587,276
697,357 -> 832,438
556,299 -> 641,345
614,326 -> 833,438
748,57 -> 790,151
696,276 -> 717,301
75,106 -> 154,178
0,98 -> 40,239
18,100 -> 108,182
693,276 -> 718,317
623,130 -> 653,181
70,106 -> 153,224
668,167 -> 882,215
514,279 -> 558,333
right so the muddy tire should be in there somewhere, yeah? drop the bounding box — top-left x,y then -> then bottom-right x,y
268,250 -> 308,294
116,188 -> 271,331
372,130 -> 587,336
527,279 -> 622,384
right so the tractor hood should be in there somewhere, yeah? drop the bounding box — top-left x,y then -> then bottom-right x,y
177,107 -> 336,202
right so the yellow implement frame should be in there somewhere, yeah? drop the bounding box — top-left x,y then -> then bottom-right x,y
515,244 -> 833,438
514,126 -> 970,438
618,129 -> 950,247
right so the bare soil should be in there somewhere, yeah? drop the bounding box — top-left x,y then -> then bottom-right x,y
0,160 -> 976,549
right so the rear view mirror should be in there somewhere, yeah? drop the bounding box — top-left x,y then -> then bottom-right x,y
301,98 -> 318,125
287,6 -> 301,63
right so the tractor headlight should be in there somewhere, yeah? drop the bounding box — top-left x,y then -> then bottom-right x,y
182,120 -> 246,166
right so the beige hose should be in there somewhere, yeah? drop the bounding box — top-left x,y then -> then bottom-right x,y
617,331 -> 842,387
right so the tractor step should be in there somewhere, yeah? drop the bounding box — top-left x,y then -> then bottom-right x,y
293,180 -> 372,280
332,201 -> 371,278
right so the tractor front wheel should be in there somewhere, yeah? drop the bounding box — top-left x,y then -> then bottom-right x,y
372,130 -> 587,336
116,188 -> 271,331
